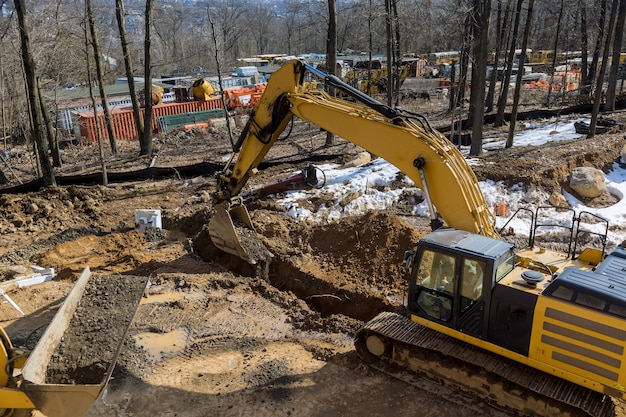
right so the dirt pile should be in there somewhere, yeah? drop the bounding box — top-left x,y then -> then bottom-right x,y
46,274 -> 148,385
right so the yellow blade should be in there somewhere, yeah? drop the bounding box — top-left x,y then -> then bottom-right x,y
209,201 -> 271,265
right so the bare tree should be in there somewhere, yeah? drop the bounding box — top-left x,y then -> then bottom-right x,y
86,0 -> 117,155
83,1 -> 108,186
588,0 -> 619,138
37,79 -> 61,167
587,0 -> 608,97
391,0 -> 402,106
579,2 -> 589,97
495,0 -> 524,128
468,0 -> 491,156
506,0 -> 534,148
545,0 -> 564,107
139,0 -> 153,156
115,0 -> 144,143
455,11 -> 471,109
486,0 -> 511,113
14,0 -> 56,187
384,0 -> 393,106
207,3 -> 234,149
605,0 -> 626,110
325,0 -> 337,147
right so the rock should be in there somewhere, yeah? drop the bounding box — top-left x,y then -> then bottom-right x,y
621,142 -> 626,164
339,191 -> 360,207
26,203 -> 39,214
569,167 -> 606,198
343,151 -> 371,168
12,217 -> 25,227
548,192 -> 569,207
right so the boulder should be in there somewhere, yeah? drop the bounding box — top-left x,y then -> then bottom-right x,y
343,151 -> 371,168
569,167 -> 606,198
548,191 -> 569,207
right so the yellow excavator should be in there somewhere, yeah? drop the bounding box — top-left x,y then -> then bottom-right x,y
343,59 -> 411,96
1,268 -> 147,417
209,59 -> 625,416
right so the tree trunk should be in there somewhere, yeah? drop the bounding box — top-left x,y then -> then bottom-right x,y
37,76 -> 61,167
115,0 -> 144,143
545,0 -> 564,107
589,0 -> 619,138
580,3 -> 589,97
469,0 -> 491,156
140,0 -> 154,156
457,13 -> 471,108
14,0 -> 55,187
486,0 -> 509,113
207,6 -> 235,150
384,0 -> 393,106
506,0 -> 533,148
83,10 -> 108,186
495,0 -> 524,128
587,0 -> 607,97
87,0 -> 117,155
367,0 -> 373,97
325,0 -> 337,147
392,0 -> 401,106
448,60 -> 456,112
605,0 -> 626,110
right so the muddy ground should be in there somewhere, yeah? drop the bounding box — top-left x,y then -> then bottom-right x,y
1,93 -> 625,417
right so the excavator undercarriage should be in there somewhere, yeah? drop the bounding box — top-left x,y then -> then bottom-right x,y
355,312 -> 616,417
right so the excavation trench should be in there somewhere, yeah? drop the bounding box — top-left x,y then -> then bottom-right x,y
267,258 -> 403,321
191,209 -> 424,322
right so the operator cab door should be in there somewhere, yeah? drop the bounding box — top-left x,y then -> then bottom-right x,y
408,247 -> 488,338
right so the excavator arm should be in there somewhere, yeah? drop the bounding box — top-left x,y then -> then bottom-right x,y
210,59 -> 497,263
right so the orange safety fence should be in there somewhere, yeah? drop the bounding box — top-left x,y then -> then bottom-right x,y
78,97 -> 224,142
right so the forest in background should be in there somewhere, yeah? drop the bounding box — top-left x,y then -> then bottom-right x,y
0,0 -> 624,185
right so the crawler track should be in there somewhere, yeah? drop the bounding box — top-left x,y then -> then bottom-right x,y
355,312 -> 615,417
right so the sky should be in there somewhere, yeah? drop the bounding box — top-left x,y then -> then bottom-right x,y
266,115 -> 626,250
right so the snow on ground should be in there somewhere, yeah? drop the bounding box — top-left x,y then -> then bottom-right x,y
275,116 -> 626,248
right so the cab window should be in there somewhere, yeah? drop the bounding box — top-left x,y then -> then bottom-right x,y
415,250 -> 456,322
460,259 -> 485,313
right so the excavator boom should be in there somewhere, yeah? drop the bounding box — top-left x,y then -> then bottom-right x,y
209,59 -> 496,263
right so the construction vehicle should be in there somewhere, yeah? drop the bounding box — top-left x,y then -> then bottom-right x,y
343,59 -> 411,96
1,268 -> 147,417
138,84 -> 164,106
191,78 -> 215,101
208,58 -> 624,416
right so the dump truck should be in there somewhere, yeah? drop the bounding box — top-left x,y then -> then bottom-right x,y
1,268 -> 148,417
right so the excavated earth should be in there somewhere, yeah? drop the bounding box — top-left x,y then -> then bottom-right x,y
1,96 -> 626,417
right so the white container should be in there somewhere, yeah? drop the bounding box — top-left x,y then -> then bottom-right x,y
135,209 -> 162,232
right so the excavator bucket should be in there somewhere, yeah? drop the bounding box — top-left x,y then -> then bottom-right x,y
208,201 -> 267,265
10,267 -> 148,417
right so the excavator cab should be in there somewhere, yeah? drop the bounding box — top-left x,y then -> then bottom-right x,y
407,228 -> 512,339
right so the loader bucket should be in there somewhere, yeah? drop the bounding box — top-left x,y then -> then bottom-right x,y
208,201 -> 270,265
16,267 -> 148,417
